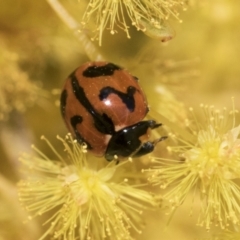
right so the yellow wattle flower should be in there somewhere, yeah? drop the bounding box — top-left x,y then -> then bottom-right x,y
80,0 -> 187,45
18,134 -> 157,240
144,103 -> 240,230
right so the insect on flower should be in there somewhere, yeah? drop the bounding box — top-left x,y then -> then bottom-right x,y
60,61 -> 167,161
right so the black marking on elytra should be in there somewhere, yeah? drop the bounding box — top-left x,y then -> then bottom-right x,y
70,115 -> 92,149
99,86 -> 136,112
83,63 -> 121,78
71,115 -> 83,127
60,89 -> 67,117
70,73 -> 115,134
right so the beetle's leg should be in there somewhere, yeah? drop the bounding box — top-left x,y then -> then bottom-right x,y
132,136 -> 167,158
105,120 -> 164,161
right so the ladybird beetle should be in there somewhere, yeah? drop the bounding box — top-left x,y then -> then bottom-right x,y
60,62 -> 166,161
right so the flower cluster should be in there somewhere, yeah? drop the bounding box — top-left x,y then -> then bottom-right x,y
80,0 -> 187,45
18,134 -> 156,240
144,103 -> 240,230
